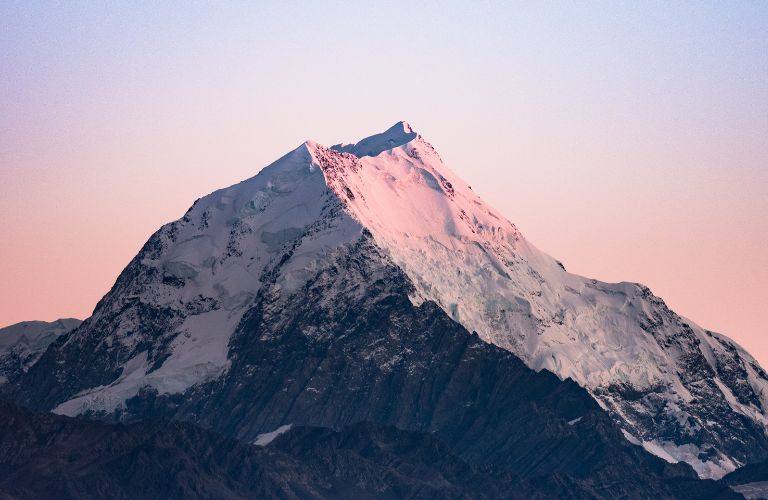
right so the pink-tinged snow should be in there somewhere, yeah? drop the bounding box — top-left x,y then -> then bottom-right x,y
309,123 -> 768,478
49,122 -> 768,479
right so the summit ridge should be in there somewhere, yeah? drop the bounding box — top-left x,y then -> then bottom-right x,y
5,122 -> 767,480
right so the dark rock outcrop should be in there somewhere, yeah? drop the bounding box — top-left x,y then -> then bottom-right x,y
0,401 -> 738,500
70,236 -> 734,499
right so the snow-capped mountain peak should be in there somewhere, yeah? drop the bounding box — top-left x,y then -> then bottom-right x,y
331,120 -> 418,158
14,122 -> 768,480
312,124 -> 768,478
0,318 -> 81,384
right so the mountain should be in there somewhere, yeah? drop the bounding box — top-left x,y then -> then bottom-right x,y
326,122 -> 768,478
0,318 -> 81,384
721,459 -> 768,499
0,401 -> 511,499
5,122 -> 767,481
0,401 -> 739,500
5,235 -> 721,497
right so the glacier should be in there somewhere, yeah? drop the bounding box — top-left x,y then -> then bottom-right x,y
12,121 -> 767,479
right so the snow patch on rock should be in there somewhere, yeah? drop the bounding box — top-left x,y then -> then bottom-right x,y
253,424 -> 293,446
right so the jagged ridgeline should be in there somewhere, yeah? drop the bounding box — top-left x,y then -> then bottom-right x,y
3,123 -> 767,493
0,319 -> 81,384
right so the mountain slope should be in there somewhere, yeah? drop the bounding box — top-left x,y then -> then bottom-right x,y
329,123 -> 768,477
2,236 -> 735,498
0,401 -> 523,499
6,122 -> 767,480
721,456 -> 768,500
721,460 -> 768,499
0,318 -> 81,384
0,400 -> 740,500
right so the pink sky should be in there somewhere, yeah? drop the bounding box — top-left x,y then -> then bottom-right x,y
1,3 -> 766,365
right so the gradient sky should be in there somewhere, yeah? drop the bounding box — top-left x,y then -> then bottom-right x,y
1,2 -> 766,364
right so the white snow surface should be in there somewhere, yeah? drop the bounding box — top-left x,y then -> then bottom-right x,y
253,424 -> 293,446
50,122 -> 768,478
316,123 -> 768,478
0,319 -> 81,384
0,319 -> 81,351
332,121 -> 417,158
55,144 -> 365,416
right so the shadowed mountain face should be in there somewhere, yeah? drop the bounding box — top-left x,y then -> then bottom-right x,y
3,122 -> 767,489
0,400 -> 531,500
6,235 -> 740,498
0,396 -> 738,499
721,459 -> 768,498
269,424 -> 739,500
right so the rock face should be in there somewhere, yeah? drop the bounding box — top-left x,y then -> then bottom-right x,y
720,459 -> 768,499
0,240 -> 747,499
0,401 -> 739,500
5,122 -> 768,480
0,318 -> 81,384
721,457 -> 768,486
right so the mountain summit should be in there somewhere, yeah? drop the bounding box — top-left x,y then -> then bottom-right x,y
331,121 -> 417,157
7,122 -> 768,480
